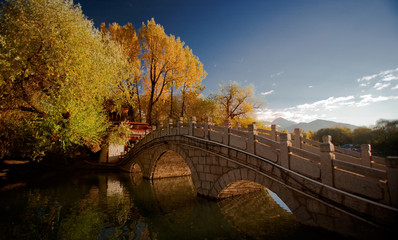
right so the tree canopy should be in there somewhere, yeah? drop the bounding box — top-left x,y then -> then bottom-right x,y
311,119 -> 398,156
0,1 -> 271,162
0,0 -> 129,160
101,18 -> 206,125
212,81 -> 262,125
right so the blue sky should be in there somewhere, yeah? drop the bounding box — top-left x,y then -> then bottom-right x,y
76,0 -> 398,126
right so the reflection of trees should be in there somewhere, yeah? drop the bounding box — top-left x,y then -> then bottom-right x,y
58,199 -> 103,240
1,171 -> 344,240
0,171 -> 140,240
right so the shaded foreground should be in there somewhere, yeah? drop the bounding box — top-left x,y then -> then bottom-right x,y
0,170 -> 350,239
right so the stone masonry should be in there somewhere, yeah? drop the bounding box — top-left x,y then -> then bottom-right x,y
116,117 -> 398,239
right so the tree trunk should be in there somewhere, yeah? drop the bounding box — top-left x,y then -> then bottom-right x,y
134,78 -> 142,122
180,83 -> 186,118
147,81 -> 156,125
169,82 -> 174,119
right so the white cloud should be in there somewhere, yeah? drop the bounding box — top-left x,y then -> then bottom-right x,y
356,94 -> 398,107
256,96 -> 355,123
256,107 -> 320,123
296,96 -> 355,111
256,68 -> 398,125
270,72 -> 284,78
261,90 -> 274,96
357,67 -> 398,92
382,74 -> 398,82
256,94 -> 398,124
374,82 -> 391,90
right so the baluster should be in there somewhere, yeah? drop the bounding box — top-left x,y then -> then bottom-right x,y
205,117 -> 212,140
320,135 -> 335,186
271,124 -> 278,141
386,157 -> 398,207
280,133 -> 291,168
293,128 -> 303,148
223,120 -> 232,145
248,122 -> 258,154
167,119 -> 173,135
189,116 -> 196,136
360,144 -> 371,167
177,117 -> 183,135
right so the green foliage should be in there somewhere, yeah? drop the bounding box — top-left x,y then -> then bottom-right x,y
58,203 -> 103,240
371,119 -> 398,156
106,122 -> 132,145
313,127 -> 352,146
0,0 -> 129,160
311,119 -> 398,156
352,127 -> 373,144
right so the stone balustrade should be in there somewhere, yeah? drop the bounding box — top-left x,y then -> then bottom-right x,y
133,116 -> 397,207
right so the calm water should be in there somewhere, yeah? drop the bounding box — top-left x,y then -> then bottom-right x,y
0,170 -> 347,240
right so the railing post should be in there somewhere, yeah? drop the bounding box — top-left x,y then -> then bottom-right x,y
280,133 -> 291,168
235,122 -> 241,130
177,117 -> 183,135
386,157 -> 398,207
189,116 -> 196,136
167,119 -> 173,135
223,120 -> 232,145
293,128 -> 303,148
271,124 -> 278,141
248,122 -> 257,154
205,117 -> 212,140
151,125 -> 157,139
360,144 -> 371,167
320,135 -> 335,186
158,122 -> 163,136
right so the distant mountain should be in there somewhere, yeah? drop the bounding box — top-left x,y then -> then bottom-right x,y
270,118 -> 358,132
288,119 -> 358,132
271,117 -> 297,129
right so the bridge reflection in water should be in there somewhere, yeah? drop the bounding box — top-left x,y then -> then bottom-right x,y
125,173 -> 346,240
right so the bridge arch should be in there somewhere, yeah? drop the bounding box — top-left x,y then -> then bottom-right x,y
131,142 -> 200,189
129,162 -> 142,173
151,150 -> 191,179
210,168 -> 303,221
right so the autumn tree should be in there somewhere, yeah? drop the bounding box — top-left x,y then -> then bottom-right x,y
0,0 -> 128,160
212,81 -> 261,124
138,18 -> 206,124
100,22 -> 142,121
178,47 -> 206,118
138,19 -> 180,124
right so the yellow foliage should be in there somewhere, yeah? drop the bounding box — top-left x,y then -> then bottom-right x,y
213,81 -> 263,123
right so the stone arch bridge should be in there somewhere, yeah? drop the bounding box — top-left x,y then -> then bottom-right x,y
100,117 -> 398,239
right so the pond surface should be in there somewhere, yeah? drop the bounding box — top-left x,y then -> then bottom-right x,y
0,170 -> 347,240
